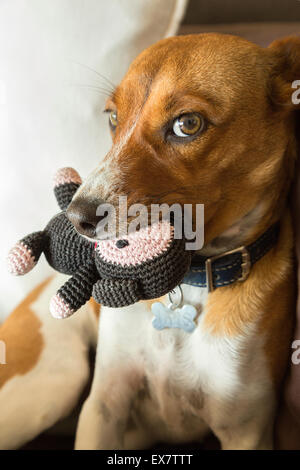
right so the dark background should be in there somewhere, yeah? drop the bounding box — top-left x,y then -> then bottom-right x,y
183,0 -> 300,24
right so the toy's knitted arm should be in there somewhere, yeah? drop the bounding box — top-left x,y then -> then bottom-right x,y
92,278 -> 141,308
53,167 -> 82,211
50,260 -> 99,319
7,231 -> 45,276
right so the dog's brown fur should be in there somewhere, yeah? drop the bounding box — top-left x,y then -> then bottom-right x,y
77,34 -> 299,242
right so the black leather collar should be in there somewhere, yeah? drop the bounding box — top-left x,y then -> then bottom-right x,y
182,223 -> 280,292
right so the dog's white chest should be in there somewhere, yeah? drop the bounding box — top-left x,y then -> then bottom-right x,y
145,286 -> 242,393
99,285 -> 269,443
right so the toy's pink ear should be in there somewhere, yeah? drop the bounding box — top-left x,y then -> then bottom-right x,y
53,167 -> 82,187
53,167 -> 82,210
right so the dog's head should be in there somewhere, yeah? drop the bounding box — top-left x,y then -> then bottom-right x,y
68,33 -> 300,250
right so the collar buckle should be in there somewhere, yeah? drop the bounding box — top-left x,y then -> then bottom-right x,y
205,246 -> 251,293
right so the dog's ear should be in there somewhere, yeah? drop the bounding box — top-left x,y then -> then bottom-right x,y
268,36 -> 300,110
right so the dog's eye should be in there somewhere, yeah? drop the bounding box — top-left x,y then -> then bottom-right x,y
109,111 -> 118,130
172,113 -> 204,138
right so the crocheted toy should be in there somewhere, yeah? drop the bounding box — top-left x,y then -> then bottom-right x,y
7,168 -> 191,319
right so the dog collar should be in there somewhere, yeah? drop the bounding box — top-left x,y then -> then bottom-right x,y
182,222 -> 280,292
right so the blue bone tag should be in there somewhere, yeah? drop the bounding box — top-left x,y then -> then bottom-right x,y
151,302 -> 197,333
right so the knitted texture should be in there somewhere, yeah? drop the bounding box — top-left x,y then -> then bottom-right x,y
54,260 -> 98,314
95,234 -> 191,305
8,167 -> 192,317
54,183 -> 81,211
93,278 -> 141,308
53,167 -> 82,187
50,293 -> 75,319
43,213 -> 94,275
53,167 -> 82,210
97,221 -> 174,266
21,231 -> 45,259
7,231 -> 44,275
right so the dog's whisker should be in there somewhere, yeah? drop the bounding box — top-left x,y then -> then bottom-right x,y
70,60 -> 116,92
69,84 -> 113,97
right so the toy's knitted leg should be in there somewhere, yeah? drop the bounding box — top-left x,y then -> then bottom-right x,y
7,231 -> 45,276
92,278 -> 141,308
53,167 -> 82,210
50,261 -> 98,319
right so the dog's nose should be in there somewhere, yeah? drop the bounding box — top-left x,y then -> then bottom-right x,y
67,197 -> 105,238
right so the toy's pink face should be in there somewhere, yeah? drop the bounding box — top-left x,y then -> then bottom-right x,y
95,221 -> 173,266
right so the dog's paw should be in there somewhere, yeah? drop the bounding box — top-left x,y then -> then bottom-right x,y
7,242 -> 36,276
50,293 -> 75,319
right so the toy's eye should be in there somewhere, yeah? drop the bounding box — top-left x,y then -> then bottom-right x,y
172,113 -> 204,138
109,111 -> 118,130
116,239 -> 129,249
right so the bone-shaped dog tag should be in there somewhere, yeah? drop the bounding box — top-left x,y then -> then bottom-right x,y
151,302 -> 197,333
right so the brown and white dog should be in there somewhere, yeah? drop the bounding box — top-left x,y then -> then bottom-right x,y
0,33 -> 299,450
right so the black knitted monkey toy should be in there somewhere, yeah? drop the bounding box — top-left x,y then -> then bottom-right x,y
7,168 -> 191,319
